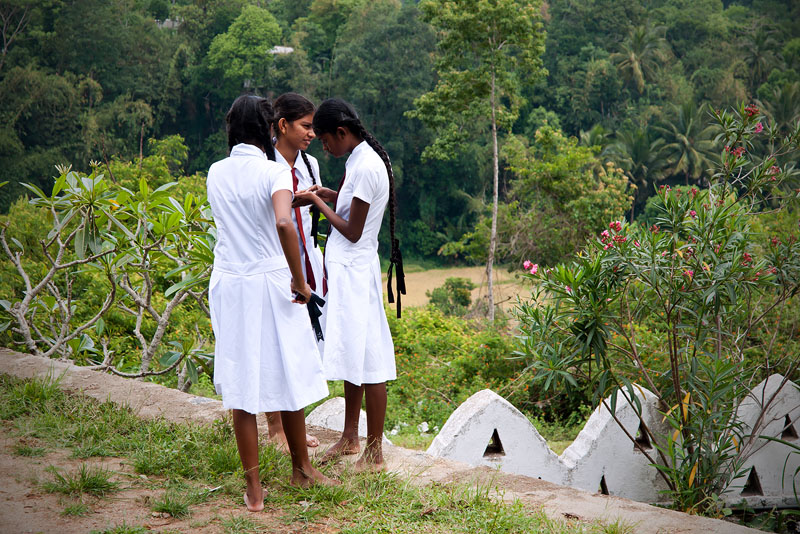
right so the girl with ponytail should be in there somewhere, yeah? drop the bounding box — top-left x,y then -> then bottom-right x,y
264,92 -> 325,452
294,98 -> 405,471
207,95 -> 337,510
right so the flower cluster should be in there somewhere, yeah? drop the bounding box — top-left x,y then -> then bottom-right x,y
754,122 -> 763,133
724,145 -> 746,157
741,252 -> 753,266
745,104 -> 759,117
522,260 -> 539,275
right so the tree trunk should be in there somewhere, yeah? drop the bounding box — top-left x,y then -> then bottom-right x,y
487,71 -> 499,323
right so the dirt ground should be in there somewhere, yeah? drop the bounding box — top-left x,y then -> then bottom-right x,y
0,426 -> 341,534
386,265 -> 531,310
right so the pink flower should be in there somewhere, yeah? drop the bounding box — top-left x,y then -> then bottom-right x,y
745,104 -> 759,117
523,260 -> 532,270
600,230 -> 610,242
769,165 -> 780,175
689,210 -> 697,218
683,270 -> 694,279
609,221 -> 623,232
634,240 -> 640,248
565,286 -> 572,293
604,243 -> 614,250
529,264 -> 539,275
755,122 -> 763,133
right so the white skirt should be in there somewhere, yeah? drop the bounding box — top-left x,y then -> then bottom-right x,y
322,254 -> 396,385
209,257 -> 329,414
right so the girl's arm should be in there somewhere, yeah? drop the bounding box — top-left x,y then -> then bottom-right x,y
272,189 -> 311,302
295,191 -> 369,243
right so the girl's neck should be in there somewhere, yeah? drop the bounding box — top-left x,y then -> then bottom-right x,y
275,141 -> 298,168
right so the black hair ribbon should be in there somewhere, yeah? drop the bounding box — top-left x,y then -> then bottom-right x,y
386,239 -> 406,318
306,292 -> 326,341
310,206 -> 320,248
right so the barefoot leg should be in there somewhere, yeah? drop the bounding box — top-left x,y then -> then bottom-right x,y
281,409 -> 339,487
320,381 -> 363,463
232,409 -> 264,510
268,411 -> 319,450
355,382 -> 387,472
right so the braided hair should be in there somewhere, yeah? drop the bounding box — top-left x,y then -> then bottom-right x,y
312,98 -> 405,318
225,94 -> 275,160
273,93 -> 321,245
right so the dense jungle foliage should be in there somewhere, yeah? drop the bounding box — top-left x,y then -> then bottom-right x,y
1,0 -> 799,518
2,0 -> 798,265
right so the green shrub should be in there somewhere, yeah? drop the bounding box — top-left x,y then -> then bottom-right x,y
426,277 -> 476,316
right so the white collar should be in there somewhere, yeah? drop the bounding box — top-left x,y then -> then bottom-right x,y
230,143 -> 267,158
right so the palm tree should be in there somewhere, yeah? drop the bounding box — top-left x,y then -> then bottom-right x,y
760,81 -> 800,135
655,102 -> 717,186
741,25 -> 781,94
608,125 -> 668,212
611,25 -> 669,95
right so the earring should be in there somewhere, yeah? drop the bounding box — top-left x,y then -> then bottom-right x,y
271,136 -> 277,145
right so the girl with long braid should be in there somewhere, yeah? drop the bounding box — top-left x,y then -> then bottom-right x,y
207,95 -> 337,511
294,98 -> 405,471
264,92 -> 325,452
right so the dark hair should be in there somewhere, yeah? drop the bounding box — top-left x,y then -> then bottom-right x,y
313,98 -> 405,317
225,94 -> 275,160
273,92 -> 321,243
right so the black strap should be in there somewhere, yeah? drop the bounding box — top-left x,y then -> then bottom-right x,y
306,292 -> 326,341
386,239 -> 406,318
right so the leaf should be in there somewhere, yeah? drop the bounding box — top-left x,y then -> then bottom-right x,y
20,182 -> 48,199
681,391 -> 690,421
74,225 -> 87,260
688,462 -> 698,488
186,359 -> 199,385
159,351 -> 181,367
95,318 -> 105,336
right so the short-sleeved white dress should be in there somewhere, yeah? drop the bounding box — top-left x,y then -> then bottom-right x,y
274,150 -> 325,294
322,141 -> 396,386
207,143 -> 329,414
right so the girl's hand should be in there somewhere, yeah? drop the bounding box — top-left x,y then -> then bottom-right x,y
290,278 -> 312,304
292,190 -> 318,208
308,185 -> 337,203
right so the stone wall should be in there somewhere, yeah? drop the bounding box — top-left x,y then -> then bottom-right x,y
423,375 -> 799,508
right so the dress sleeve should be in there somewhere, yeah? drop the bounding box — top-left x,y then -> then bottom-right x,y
271,165 -> 293,197
351,168 -> 379,204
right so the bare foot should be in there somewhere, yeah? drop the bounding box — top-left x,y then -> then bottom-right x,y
354,447 -> 385,473
319,436 -> 360,464
243,488 -> 265,512
354,456 -> 386,473
290,466 -> 341,488
269,432 -> 319,452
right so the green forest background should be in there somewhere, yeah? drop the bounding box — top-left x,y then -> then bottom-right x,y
2,0 -> 798,267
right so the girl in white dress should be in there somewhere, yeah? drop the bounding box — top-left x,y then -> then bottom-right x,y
264,92 -> 325,451
294,98 -> 405,472
207,95 -> 336,511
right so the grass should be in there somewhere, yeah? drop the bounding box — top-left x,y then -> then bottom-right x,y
1,373 -> 630,533
42,464 -> 119,496
13,443 -> 46,457
61,501 -> 91,516
90,523 -> 148,534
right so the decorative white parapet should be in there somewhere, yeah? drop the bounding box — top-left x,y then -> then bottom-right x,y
426,389 -> 565,482
306,397 -> 392,444
725,374 -> 800,509
426,375 -> 800,507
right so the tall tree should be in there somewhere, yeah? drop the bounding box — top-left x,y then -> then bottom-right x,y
607,125 -> 668,212
655,101 -> 716,186
611,24 -> 669,95
408,0 -> 545,321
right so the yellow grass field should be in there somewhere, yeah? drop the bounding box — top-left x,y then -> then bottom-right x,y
384,264 -> 532,311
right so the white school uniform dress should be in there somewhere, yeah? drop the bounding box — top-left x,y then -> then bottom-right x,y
274,149 -> 325,298
323,141 -> 396,386
206,143 -> 328,414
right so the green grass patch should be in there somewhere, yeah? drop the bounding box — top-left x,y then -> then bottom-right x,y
1,373 -> 628,533
42,464 -> 119,496
61,501 -> 91,516
90,523 -> 148,534
13,443 -> 46,457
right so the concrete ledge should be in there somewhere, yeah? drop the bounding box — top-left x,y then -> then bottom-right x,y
0,348 -> 759,533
